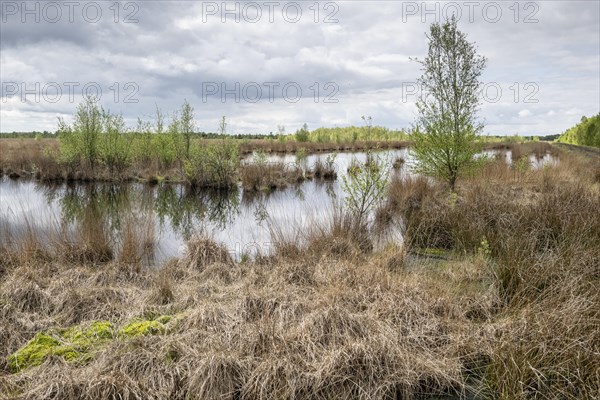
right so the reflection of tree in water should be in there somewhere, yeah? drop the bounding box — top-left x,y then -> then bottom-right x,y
39,182 -> 241,240
155,184 -> 240,238
40,182 -> 136,232
238,190 -> 269,226
200,187 -> 240,231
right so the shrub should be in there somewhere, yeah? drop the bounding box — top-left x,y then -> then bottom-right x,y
133,117 -> 155,165
342,152 -> 390,222
295,123 -> 310,142
98,113 -> 132,174
57,97 -> 103,171
153,133 -> 177,169
183,140 -> 239,188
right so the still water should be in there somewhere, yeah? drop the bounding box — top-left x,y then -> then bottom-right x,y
0,150 -> 410,263
0,149 -> 556,264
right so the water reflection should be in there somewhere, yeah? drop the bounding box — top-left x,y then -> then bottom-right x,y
38,182 -> 241,239
154,184 -> 240,236
0,148 -> 558,264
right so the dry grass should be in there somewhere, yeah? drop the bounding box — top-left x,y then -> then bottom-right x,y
387,144 -> 600,398
0,139 -> 59,178
239,162 -> 306,192
118,215 -> 156,272
239,158 -> 337,192
0,142 -> 598,399
313,159 -> 337,180
0,216 -> 490,399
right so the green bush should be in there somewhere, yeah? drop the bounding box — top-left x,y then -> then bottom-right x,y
133,118 -> 155,165
342,152 -> 390,222
153,133 -> 177,169
295,123 -> 310,142
183,140 -> 239,188
557,114 -> 600,148
98,113 -> 132,174
57,96 -> 104,170
57,97 -> 132,174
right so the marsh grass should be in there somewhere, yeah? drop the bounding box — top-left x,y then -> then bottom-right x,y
1,214 -> 484,399
61,208 -> 114,265
239,162 -> 305,192
237,139 -> 409,155
388,145 -> 600,398
0,142 -> 598,399
313,158 -> 338,180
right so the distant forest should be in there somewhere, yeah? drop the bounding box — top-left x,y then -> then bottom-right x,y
0,130 -> 561,142
557,114 -> 600,148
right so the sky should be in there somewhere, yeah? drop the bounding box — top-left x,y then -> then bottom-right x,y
1,0 -> 599,135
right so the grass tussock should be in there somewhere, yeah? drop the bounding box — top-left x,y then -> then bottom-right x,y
267,209 -> 373,262
182,235 -> 234,270
118,215 -> 156,272
313,159 -> 338,180
59,208 -> 114,265
239,163 -> 305,192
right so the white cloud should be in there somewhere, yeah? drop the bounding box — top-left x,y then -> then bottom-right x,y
564,108 -> 583,116
518,109 -> 532,118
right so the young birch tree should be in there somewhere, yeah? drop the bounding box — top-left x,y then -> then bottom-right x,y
411,17 -> 487,190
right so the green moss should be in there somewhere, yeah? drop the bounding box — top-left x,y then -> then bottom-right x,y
8,333 -> 60,372
118,313 -> 178,337
119,319 -> 166,337
8,322 -> 115,373
8,317 -> 176,373
63,321 -> 114,344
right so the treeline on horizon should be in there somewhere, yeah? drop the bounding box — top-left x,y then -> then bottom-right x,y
0,130 -> 279,140
0,129 -> 561,142
557,113 -> 600,148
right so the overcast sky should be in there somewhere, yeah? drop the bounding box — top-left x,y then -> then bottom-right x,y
1,0 -> 598,135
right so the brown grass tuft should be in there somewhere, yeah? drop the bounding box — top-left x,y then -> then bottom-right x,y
187,355 -> 244,399
182,235 -> 234,270
146,273 -> 175,305
240,162 -> 305,191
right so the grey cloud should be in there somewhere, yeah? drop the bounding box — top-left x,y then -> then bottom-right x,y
0,0 -> 598,135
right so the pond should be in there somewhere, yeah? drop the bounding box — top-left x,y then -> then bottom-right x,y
0,148 -> 556,264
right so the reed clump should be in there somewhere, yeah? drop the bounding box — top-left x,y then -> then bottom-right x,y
239,162 -> 305,192
0,138 -> 408,187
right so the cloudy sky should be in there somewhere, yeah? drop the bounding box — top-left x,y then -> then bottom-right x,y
1,0 -> 598,135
